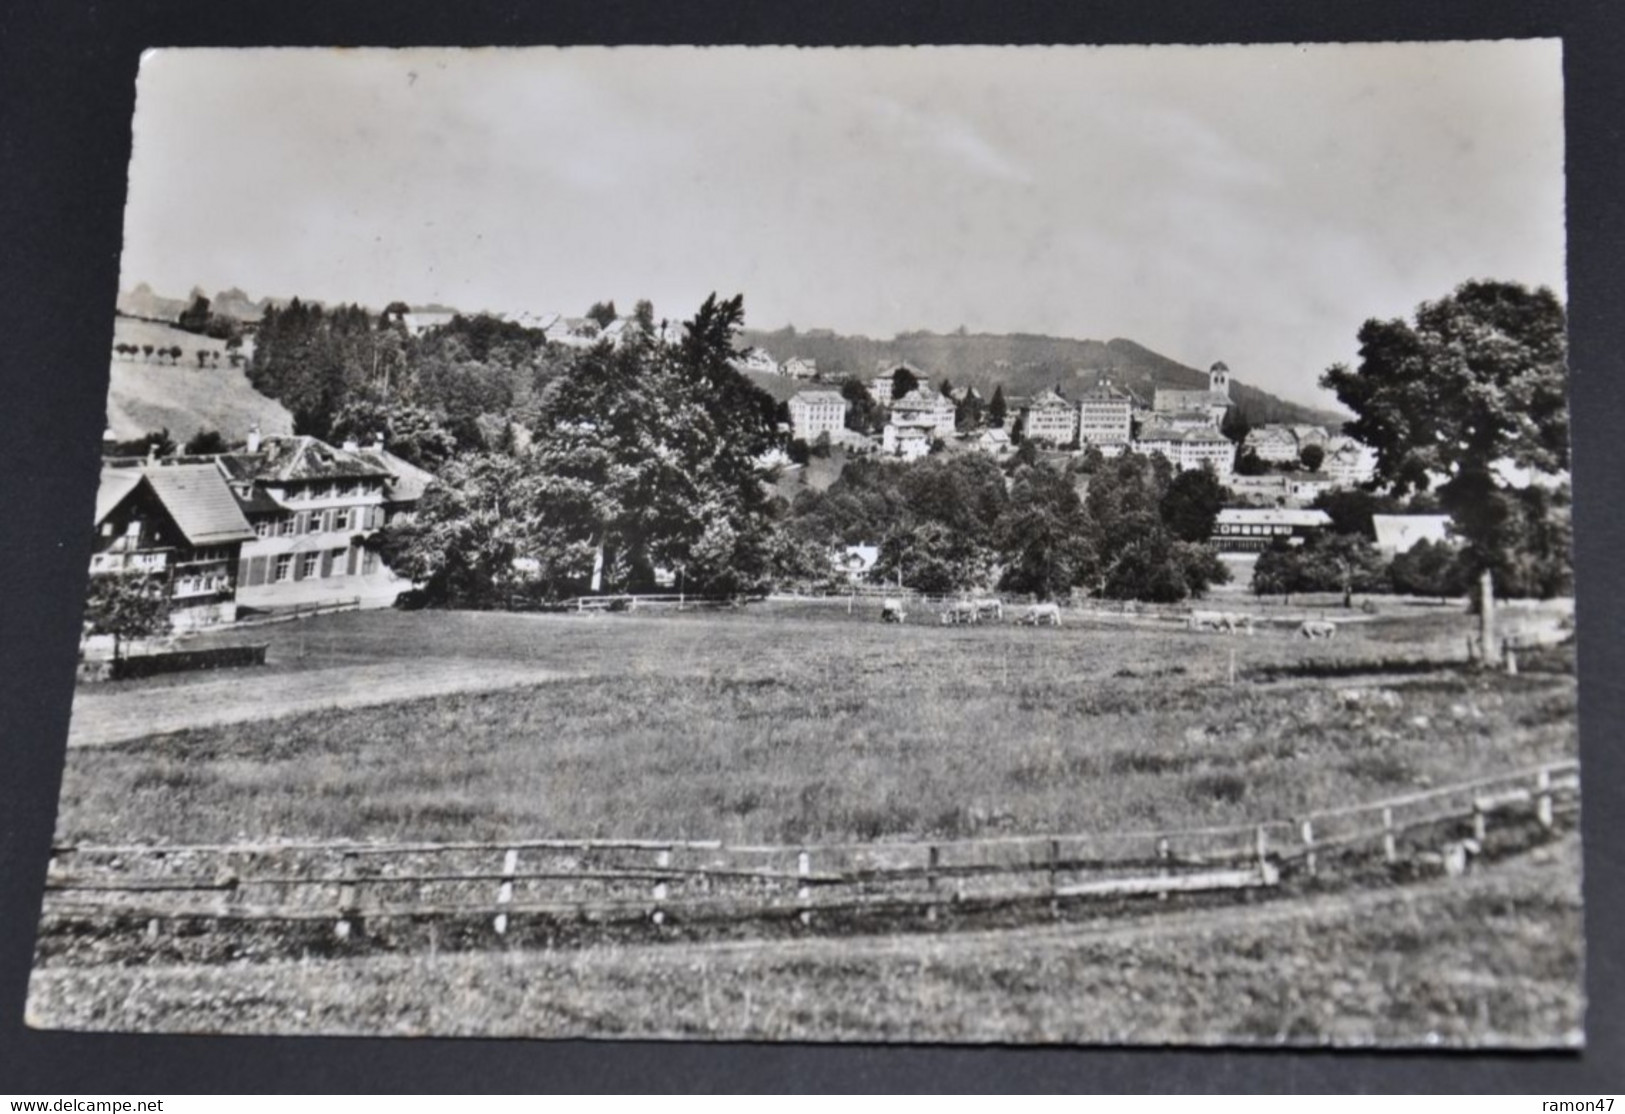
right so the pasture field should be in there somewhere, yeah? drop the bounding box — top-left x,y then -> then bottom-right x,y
33,600 -> 1582,1043
51,601 -> 1576,846
105,318 -> 290,442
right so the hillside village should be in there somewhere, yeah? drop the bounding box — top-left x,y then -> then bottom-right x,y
85,285 -> 1562,648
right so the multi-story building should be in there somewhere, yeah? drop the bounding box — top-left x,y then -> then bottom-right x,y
1152,361 -> 1232,429
1241,425 -> 1302,464
1021,387 -> 1078,446
787,390 -> 850,442
1076,378 -> 1134,446
1134,425 -> 1236,478
217,433 -> 428,611
870,362 -> 930,403
888,384 -> 956,439
92,462 -> 258,629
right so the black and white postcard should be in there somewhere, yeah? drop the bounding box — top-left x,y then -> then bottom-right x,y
25,43 -> 1580,1047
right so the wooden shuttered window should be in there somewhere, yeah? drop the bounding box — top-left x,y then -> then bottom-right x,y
248,555 -> 268,587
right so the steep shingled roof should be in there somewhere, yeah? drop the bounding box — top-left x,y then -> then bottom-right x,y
134,465 -> 256,545
94,467 -> 144,525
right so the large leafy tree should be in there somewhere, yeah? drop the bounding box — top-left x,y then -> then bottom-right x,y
374,453 -> 559,608
1159,465 -> 1226,543
330,399 -> 459,470
1387,538 -> 1471,600
83,573 -> 172,662
1321,281 -> 1569,598
995,466 -> 1096,600
379,295 -> 779,604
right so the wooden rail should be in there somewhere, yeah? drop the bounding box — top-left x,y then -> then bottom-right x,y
40,760 -> 1576,944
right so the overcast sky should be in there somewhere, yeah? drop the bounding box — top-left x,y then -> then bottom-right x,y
120,43 -> 1565,407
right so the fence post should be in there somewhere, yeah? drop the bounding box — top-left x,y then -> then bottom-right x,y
926,845 -> 940,923
1046,838 -> 1062,916
1382,808 -> 1397,864
335,851 -> 358,941
797,850 -> 812,926
1473,800 -> 1488,843
1300,819 -> 1317,878
652,848 -> 670,926
1254,825 -> 1269,872
494,848 -> 517,936
1536,768 -> 1553,830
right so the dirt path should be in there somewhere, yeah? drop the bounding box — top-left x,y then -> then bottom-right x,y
66,659 -> 582,748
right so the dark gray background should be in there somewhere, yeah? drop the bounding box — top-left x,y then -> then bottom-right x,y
0,0 -> 1618,1093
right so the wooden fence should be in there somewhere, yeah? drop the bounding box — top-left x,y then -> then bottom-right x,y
39,760 -> 1576,945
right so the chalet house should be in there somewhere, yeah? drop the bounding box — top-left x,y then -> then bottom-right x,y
1152,361 -> 1232,429
973,428 -> 1012,458
1323,436 -> 1378,487
1211,507 -> 1332,552
782,357 -> 818,380
1076,379 -> 1134,447
92,463 -> 257,630
788,390 -> 850,442
1021,387 -> 1079,446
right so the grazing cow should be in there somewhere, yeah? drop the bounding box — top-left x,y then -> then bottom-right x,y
973,597 -> 1004,622
1020,602 -> 1062,626
1299,619 -> 1337,640
940,600 -> 979,625
1221,612 -> 1255,636
881,598 -> 907,624
1187,610 -> 1226,632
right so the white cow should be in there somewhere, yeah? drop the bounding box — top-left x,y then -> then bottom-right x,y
940,600 -> 979,625
1299,619 -> 1337,640
1020,602 -> 1063,626
1190,610 -> 1256,635
974,597 -> 1004,622
881,598 -> 907,623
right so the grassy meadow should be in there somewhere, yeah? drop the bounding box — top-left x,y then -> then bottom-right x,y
52,601 -> 1577,848
34,601 -> 1584,1044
